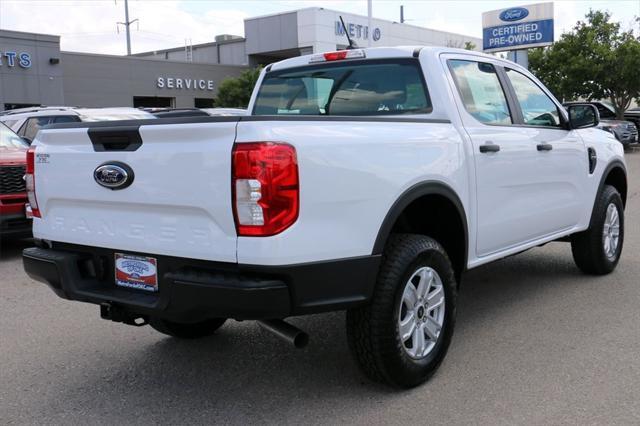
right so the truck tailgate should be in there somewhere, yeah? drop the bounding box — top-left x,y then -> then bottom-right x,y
32,121 -> 238,262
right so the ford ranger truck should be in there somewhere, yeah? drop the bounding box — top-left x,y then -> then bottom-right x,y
22,47 -> 627,388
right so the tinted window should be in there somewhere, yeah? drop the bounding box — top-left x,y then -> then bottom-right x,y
253,59 -> 432,116
448,60 -> 512,125
53,115 -> 81,124
595,103 -> 615,119
0,123 -> 28,149
506,69 -> 562,127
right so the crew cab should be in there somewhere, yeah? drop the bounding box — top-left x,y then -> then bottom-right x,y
0,122 -> 31,238
22,47 -> 627,388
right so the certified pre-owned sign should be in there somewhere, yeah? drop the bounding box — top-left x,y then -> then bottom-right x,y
156,77 -> 214,91
482,2 -> 554,52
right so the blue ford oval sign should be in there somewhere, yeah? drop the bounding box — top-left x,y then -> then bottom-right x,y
499,7 -> 529,22
94,162 -> 134,190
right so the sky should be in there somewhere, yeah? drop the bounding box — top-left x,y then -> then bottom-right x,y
0,0 -> 638,55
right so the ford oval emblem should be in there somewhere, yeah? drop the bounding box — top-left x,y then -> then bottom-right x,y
93,162 -> 134,190
499,7 -> 529,22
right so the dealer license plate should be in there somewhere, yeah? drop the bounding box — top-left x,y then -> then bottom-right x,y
114,253 -> 158,292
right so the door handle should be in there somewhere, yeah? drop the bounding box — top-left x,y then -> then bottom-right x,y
537,143 -> 553,151
479,144 -> 500,153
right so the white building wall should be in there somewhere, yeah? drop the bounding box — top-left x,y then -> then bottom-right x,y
296,8 -> 481,53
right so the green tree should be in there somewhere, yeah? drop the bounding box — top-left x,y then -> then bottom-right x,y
529,11 -> 640,119
214,66 -> 262,108
463,41 -> 476,51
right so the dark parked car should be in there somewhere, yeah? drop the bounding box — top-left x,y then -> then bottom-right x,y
624,107 -> 640,133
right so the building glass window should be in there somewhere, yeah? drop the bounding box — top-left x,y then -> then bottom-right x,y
133,96 -> 175,108
195,98 -> 215,108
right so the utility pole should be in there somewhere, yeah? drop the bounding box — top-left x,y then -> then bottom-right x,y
117,0 -> 138,55
367,0 -> 372,47
400,5 -> 404,24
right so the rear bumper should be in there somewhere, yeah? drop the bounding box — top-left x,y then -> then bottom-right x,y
23,243 -> 380,322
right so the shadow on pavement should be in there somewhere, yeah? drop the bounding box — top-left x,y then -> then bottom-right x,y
27,244 -> 594,422
0,237 -> 32,262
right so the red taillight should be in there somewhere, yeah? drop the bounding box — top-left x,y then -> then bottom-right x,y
324,51 -> 349,61
309,49 -> 366,63
232,142 -> 299,236
25,146 -> 41,218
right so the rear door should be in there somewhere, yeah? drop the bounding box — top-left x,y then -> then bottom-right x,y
445,56 -> 583,257
32,119 -> 240,262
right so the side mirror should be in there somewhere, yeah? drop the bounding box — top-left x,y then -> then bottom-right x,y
567,104 -> 600,129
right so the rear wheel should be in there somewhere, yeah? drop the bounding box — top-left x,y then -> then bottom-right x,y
149,317 -> 226,339
571,185 -> 624,275
347,234 -> 457,388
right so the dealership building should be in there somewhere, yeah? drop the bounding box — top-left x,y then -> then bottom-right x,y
0,7 -> 481,111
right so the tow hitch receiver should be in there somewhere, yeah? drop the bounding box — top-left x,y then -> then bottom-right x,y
100,303 -> 148,327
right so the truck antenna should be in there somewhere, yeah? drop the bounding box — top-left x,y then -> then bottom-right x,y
339,16 -> 358,50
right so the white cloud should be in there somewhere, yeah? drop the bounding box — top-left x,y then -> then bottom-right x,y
0,0 -> 636,55
554,1 -> 579,36
0,0 -> 248,55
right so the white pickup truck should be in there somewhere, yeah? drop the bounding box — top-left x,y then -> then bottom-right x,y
23,47 -> 627,388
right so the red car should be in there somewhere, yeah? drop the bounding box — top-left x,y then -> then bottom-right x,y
0,122 -> 31,238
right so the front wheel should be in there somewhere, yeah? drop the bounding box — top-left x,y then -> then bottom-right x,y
149,317 -> 226,339
571,185 -> 624,275
347,234 -> 457,388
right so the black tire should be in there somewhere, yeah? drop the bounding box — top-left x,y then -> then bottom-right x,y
571,185 -> 624,275
347,234 -> 457,388
149,317 -> 226,339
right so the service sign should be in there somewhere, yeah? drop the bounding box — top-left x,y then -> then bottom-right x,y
482,2 -> 554,52
0,51 -> 32,68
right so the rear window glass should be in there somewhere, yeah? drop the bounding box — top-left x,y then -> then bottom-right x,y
253,59 -> 432,116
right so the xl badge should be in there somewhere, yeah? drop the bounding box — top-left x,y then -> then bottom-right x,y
93,162 -> 134,190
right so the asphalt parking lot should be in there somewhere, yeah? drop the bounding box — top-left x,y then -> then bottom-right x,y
2,151 -> 640,425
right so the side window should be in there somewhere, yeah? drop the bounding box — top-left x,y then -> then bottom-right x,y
506,69 -> 562,128
448,60 -> 512,125
53,115 -> 80,124
1,119 -> 19,129
17,120 -> 28,137
596,104 -> 615,119
22,117 -> 53,141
